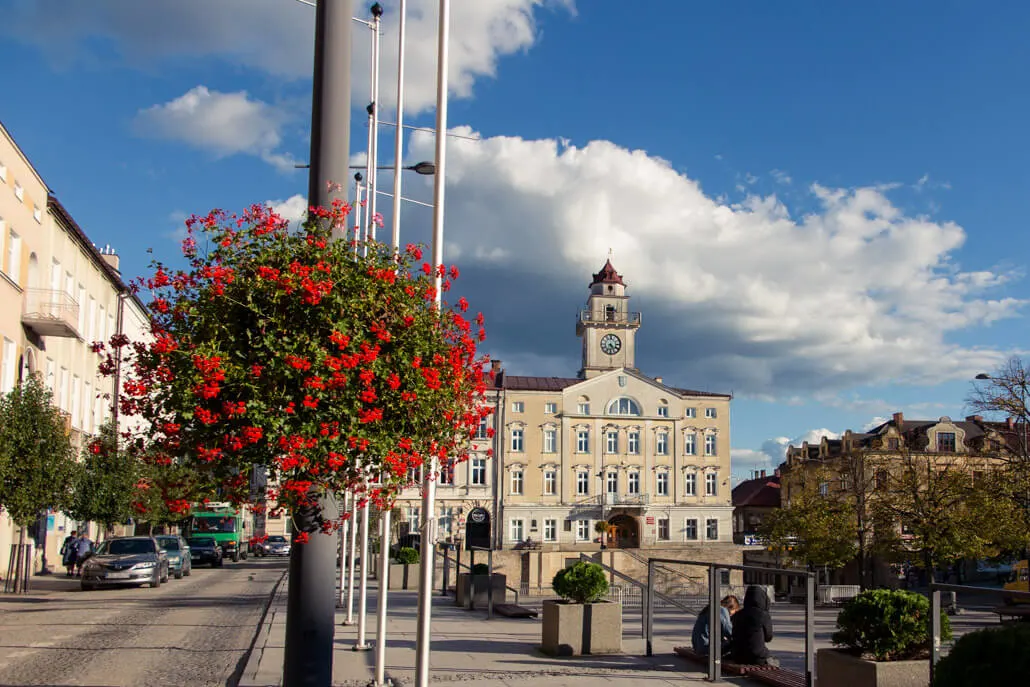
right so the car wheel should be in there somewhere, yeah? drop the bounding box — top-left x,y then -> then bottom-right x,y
232,551 -> 240,562
151,571 -> 161,588
184,562 -> 191,577
161,568 -> 169,583
215,558 -> 223,568
174,568 -> 183,579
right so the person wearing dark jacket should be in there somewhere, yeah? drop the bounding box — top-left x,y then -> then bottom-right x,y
731,585 -> 779,667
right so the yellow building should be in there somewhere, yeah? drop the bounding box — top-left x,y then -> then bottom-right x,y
0,121 -> 150,574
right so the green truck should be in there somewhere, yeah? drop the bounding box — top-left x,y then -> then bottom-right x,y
189,503 -> 249,562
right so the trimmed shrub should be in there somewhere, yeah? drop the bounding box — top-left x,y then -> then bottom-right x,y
832,589 -> 952,661
471,563 -> 490,575
394,546 -> 419,565
552,561 -> 609,604
932,623 -> 1030,687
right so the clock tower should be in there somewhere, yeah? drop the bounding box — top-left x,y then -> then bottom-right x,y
576,259 -> 641,378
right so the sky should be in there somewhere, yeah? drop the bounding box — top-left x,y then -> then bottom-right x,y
3,0 -> 1030,483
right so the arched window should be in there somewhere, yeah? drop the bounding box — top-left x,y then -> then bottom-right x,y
606,397 -> 641,416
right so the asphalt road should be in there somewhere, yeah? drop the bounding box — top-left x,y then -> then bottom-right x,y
0,557 -> 287,687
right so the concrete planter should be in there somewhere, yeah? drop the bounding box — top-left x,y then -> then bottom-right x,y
541,600 -> 622,656
455,573 -> 506,608
388,563 -> 420,590
817,648 -> 928,687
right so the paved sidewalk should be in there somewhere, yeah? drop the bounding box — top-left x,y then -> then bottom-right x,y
239,577 -> 713,686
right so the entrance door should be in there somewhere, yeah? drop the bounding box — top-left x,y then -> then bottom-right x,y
607,514 -> 640,549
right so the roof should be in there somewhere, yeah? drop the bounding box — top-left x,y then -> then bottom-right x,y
590,259 -> 625,287
498,375 -> 581,392
732,474 -> 781,508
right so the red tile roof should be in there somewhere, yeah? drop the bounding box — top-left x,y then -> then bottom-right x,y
590,259 -> 625,287
732,475 -> 781,508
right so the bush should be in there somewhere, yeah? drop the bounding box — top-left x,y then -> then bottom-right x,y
831,589 -> 951,661
471,563 -> 490,575
932,623 -> 1030,687
552,561 -> 609,604
394,547 -> 419,565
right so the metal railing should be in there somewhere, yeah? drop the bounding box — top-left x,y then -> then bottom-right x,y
603,493 -> 650,506
929,582 -> 1030,685
578,310 -> 641,325
23,288 -> 79,320
440,545 -> 521,617
644,557 -> 816,687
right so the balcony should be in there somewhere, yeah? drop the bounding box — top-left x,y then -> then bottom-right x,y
578,310 -> 641,326
22,289 -> 81,339
603,493 -> 649,507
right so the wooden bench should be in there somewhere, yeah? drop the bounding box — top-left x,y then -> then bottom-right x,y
674,646 -> 806,687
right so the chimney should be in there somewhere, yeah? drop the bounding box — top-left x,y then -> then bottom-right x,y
655,376 -> 663,384
100,245 -> 120,273
892,412 -> 904,426
760,469 -> 766,478
1008,417 -> 1016,430
490,359 -> 502,374
966,415 -> 983,423
774,468 -> 781,478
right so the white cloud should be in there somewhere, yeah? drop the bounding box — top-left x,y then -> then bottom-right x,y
134,86 -> 293,168
401,127 -> 1024,396
7,0 -> 573,114
863,416 -> 888,431
267,194 -> 309,229
732,429 -> 840,481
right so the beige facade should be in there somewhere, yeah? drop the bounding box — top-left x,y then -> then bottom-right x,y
0,122 -> 149,575
396,260 -> 734,551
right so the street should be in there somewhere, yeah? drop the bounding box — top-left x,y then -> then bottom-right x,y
0,558 -> 286,687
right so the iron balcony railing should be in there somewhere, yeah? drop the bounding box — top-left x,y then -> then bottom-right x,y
578,310 -> 641,325
22,289 -> 81,338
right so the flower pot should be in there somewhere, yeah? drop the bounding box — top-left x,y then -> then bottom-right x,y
541,599 -> 622,656
455,572 -> 506,608
817,648 -> 928,687
388,563 -> 420,590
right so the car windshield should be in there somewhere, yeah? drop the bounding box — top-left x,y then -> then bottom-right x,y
268,536 -> 287,543
101,539 -> 156,555
189,538 -> 216,548
156,538 -> 180,551
193,516 -> 237,533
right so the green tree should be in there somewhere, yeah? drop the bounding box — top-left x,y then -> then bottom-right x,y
0,375 -> 78,590
67,421 -> 140,535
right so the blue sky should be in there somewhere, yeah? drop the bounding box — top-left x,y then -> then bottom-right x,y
3,0 -> 1029,482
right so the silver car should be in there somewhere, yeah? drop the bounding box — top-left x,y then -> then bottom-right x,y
80,536 -> 170,590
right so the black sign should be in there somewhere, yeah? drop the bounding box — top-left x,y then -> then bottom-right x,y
465,507 -> 491,550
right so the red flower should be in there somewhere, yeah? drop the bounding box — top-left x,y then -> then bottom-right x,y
294,531 -> 310,545
387,373 -> 401,390
251,364 -> 264,377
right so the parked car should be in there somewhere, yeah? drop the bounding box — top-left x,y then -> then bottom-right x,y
256,535 -> 291,557
188,536 -> 224,567
155,534 -> 192,579
80,536 -> 170,590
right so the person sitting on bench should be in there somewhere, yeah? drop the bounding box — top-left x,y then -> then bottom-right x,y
691,594 -> 740,655
731,585 -> 779,667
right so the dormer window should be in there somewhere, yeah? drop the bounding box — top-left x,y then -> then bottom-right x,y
937,432 -> 956,453
606,397 -> 641,416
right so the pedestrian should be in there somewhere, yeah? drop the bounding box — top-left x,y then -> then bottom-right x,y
691,594 -> 739,656
74,532 -> 93,576
730,585 -> 778,667
60,530 -> 78,577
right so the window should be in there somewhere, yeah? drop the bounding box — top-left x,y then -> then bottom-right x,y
656,472 -> 669,496
511,428 -> 524,452
577,402 -> 590,414
58,367 -> 69,411
0,338 -> 15,393
605,430 -> 619,454
685,407 -> 696,419
471,457 -> 487,485
656,433 -> 668,455
83,380 -> 92,431
887,438 -> 900,450
71,375 -> 81,429
13,181 -> 23,202
576,429 -> 590,453
875,469 -> 888,489
706,518 -> 719,540
543,470 -> 556,495
439,460 -> 454,484
545,402 -> 557,414
543,428 -> 556,453
511,469 -> 524,495
0,162 -> 6,182
705,407 -> 717,419
684,432 -> 696,455
407,467 -> 421,484
476,416 -> 489,439
98,304 -> 106,343
512,401 -> 524,413
685,519 -> 698,541
937,431 -> 956,453
44,357 -> 55,391
705,472 -> 718,496
685,472 -> 697,496
628,431 -> 640,454
87,296 -> 97,342
32,205 -> 41,223
841,473 -> 851,492
510,519 -> 524,542
704,434 -> 717,456
657,404 -> 669,418
607,397 -> 641,416
628,471 -> 640,494
544,519 -> 557,542
576,520 -> 590,541
576,470 -> 589,495
819,482 -> 829,497
5,229 -> 19,284
606,471 -> 618,494
76,285 -> 85,333
657,518 -> 670,540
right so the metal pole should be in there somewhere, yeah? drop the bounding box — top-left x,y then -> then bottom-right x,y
805,572 -> 816,687
284,0 -> 352,682
441,544 -> 449,596
344,497 -> 358,625
338,492 -> 349,607
374,506 -> 391,683
646,558 -> 655,656
487,548 -> 494,620
352,180 -> 364,255
356,497 -> 371,650
930,587 -> 941,687
707,566 -> 720,682
468,550 -> 475,610
390,0 -> 407,252
414,1 -> 450,684
368,5 -> 382,242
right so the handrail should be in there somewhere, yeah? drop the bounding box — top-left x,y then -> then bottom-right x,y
452,555 -> 520,605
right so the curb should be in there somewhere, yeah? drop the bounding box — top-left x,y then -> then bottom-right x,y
233,569 -> 288,687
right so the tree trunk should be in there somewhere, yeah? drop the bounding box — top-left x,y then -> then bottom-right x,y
13,527 -> 27,594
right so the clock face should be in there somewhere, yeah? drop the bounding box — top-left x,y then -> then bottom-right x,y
600,334 -> 622,355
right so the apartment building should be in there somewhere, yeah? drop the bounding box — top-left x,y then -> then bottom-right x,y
0,121 -> 149,573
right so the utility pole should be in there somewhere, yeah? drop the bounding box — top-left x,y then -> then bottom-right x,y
283,1 -> 352,685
